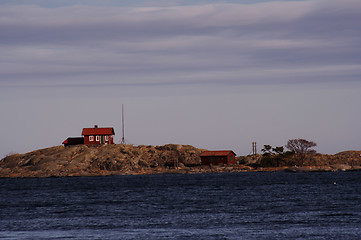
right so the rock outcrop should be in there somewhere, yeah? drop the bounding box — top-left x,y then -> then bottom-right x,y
0,144 -> 205,178
1,145 -> 360,178
239,151 -> 361,169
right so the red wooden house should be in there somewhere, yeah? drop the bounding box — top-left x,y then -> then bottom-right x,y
82,125 -> 115,145
200,150 -> 236,165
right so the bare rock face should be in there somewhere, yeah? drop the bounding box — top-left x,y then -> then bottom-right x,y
239,150 -> 361,170
0,144 -> 206,178
1,145 -> 360,178
304,151 -> 361,167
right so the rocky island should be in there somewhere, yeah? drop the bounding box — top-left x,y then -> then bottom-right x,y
1,144 -> 361,178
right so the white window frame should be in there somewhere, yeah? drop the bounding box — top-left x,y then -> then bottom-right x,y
89,136 -> 94,141
105,136 -> 109,141
96,135 -> 99,141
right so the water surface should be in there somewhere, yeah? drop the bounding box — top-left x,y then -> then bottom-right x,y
1,172 -> 360,239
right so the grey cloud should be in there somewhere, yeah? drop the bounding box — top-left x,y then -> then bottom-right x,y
1,1 -> 359,43
1,0 -> 360,88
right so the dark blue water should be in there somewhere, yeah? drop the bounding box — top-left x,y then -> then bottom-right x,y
1,172 -> 361,239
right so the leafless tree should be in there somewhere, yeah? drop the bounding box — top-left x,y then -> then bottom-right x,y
286,138 -> 317,166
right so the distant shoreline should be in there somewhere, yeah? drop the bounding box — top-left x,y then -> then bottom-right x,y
1,164 -> 361,179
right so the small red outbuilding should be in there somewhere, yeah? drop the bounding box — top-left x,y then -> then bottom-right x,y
200,150 -> 236,165
82,125 -> 115,145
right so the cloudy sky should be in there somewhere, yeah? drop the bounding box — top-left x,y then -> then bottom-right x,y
1,0 -> 360,157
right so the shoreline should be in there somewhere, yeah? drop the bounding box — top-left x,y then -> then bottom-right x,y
2,164 -> 361,179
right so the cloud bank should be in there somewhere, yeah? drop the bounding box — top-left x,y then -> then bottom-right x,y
1,0 -> 360,89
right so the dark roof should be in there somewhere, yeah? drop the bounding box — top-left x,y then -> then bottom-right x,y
82,127 -> 115,136
200,150 -> 236,157
62,137 -> 84,145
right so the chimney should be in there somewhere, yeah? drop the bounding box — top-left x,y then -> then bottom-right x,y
94,125 -> 98,129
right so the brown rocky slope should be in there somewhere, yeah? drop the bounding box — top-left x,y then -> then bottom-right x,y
0,144 -> 208,178
1,144 -> 361,178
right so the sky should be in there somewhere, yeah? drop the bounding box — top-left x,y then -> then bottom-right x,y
1,0 -> 361,158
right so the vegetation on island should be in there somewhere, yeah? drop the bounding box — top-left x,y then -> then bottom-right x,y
239,138 -> 361,171
258,138 -> 317,167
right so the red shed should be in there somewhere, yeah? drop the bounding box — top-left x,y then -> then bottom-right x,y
82,125 -> 115,145
200,150 -> 236,165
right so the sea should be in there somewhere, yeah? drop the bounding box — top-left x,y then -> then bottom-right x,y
0,171 -> 360,240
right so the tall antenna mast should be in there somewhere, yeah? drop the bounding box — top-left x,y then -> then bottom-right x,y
120,104 -> 126,144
